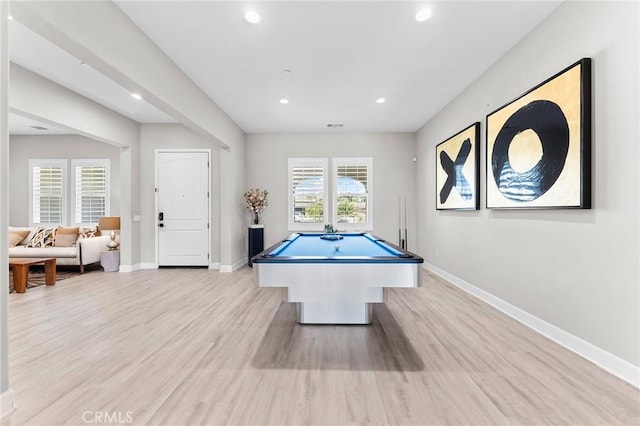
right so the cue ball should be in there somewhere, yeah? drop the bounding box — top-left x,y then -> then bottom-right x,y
334,244 -> 340,251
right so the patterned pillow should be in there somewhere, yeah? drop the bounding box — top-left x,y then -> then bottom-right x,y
79,226 -> 101,238
27,227 -> 56,248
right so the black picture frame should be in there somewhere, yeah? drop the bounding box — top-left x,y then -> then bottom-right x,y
435,122 -> 480,210
486,58 -> 591,209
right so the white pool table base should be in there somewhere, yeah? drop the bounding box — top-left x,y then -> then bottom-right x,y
254,262 -> 420,325
296,302 -> 375,324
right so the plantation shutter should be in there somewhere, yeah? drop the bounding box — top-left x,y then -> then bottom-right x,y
288,158 -> 329,229
333,158 -> 372,229
74,164 -> 108,224
292,164 -> 325,223
32,165 -> 64,224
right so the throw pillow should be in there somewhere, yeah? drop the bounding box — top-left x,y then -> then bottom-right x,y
56,226 -> 80,235
8,230 -> 29,248
27,227 -> 56,248
54,226 -> 80,247
54,233 -> 79,247
79,226 -> 101,238
9,227 -> 37,245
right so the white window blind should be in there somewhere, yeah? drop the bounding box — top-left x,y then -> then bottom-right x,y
333,158 -> 372,230
29,160 -> 66,226
288,158 -> 328,230
72,160 -> 110,225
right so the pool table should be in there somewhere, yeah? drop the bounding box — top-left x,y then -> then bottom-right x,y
252,232 -> 424,324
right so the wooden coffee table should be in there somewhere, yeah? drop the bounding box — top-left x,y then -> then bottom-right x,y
9,258 -> 56,293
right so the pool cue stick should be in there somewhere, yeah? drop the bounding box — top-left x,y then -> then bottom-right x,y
403,197 -> 407,249
404,199 -> 408,249
398,198 -> 402,247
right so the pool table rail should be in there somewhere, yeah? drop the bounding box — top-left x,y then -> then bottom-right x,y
252,232 -> 423,264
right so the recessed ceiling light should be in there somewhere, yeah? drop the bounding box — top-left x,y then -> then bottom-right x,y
131,93 -> 142,100
279,98 -> 289,104
8,15 -> 14,21
376,97 -> 386,104
245,10 -> 260,24
283,70 -> 291,75
415,8 -> 432,22
80,61 -> 89,67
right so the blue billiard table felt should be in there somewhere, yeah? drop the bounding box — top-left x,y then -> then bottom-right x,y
271,233 -> 403,259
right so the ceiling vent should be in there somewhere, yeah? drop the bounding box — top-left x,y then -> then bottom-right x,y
31,126 -> 49,131
326,123 -> 344,128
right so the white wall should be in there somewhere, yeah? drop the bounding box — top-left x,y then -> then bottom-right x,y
0,0 -> 11,409
220,141 -> 247,269
9,135 -> 121,226
11,1 -> 247,271
416,1 -> 639,368
139,124 -> 246,271
246,133 -> 417,250
140,124 -> 221,265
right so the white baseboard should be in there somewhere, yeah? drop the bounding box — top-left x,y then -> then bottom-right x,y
118,263 -> 142,273
140,263 -> 219,270
140,263 -> 158,270
424,262 -> 640,389
0,388 -> 15,419
220,257 -> 247,273
233,257 -> 248,271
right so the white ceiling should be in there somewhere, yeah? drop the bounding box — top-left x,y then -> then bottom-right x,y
115,1 -> 561,133
9,113 -> 70,135
8,17 -> 176,135
9,1 -> 561,135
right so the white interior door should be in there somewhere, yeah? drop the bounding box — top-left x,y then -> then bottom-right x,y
157,150 -> 210,266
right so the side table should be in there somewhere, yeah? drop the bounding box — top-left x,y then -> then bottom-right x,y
101,250 -> 120,272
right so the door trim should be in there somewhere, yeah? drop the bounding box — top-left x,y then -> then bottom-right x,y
155,149 -> 211,267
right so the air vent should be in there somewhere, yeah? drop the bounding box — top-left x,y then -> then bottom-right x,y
31,126 -> 49,131
326,123 -> 344,128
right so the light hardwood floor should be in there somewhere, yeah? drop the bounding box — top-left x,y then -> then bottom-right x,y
2,266 -> 638,426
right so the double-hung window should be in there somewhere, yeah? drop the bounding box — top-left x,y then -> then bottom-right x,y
72,159 -> 110,226
29,159 -> 66,226
288,158 -> 329,230
333,158 -> 372,230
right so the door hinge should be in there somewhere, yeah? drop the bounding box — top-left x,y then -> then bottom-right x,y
207,191 -> 210,198
155,187 -> 158,193
207,223 -> 210,229
207,253 -> 210,259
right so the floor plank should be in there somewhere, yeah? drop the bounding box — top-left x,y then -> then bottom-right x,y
2,267 -> 638,426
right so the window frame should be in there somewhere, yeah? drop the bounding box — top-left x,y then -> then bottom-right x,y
71,159 -> 111,227
288,157 -> 329,231
332,157 -> 373,231
29,159 -> 67,227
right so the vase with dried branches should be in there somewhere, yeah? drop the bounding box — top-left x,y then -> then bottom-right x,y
244,188 -> 268,225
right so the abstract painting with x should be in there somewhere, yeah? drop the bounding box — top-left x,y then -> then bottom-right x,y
435,122 -> 480,210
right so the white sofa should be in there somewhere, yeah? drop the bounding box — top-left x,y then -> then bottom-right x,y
9,227 -> 112,273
